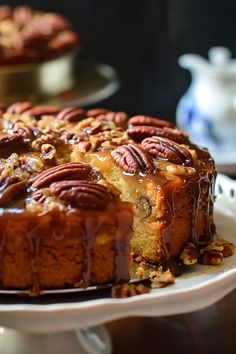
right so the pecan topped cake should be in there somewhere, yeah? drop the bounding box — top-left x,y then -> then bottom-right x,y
0,5 -> 79,65
0,102 -> 232,294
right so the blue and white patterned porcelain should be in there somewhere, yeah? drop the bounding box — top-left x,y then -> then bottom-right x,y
176,47 -> 236,156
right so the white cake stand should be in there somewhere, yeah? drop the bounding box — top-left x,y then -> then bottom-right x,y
0,174 -> 235,354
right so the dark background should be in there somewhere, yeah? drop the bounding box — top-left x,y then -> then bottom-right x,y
3,0 -> 236,121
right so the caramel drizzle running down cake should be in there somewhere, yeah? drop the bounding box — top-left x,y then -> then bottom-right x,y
0,102 -> 233,293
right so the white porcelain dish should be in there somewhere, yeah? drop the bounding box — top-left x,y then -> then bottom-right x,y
213,150 -> 236,175
0,173 -> 235,354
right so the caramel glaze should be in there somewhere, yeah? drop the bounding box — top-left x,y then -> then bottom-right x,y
0,203 -> 133,292
159,146 -> 216,258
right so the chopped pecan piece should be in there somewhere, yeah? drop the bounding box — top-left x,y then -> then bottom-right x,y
41,144 -> 56,162
129,115 -> 175,129
59,130 -> 83,144
198,249 -> 223,265
159,259 -> 184,277
111,144 -> 155,174
57,107 -> 86,122
111,283 -> 150,298
31,134 -> 56,151
180,243 -> 199,265
0,176 -> 27,206
31,162 -> 94,189
142,136 -> 193,165
6,101 -> 33,114
24,105 -> 61,119
207,239 -> 235,258
50,180 -> 112,209
149,269 -> 175,288
127,126 -> 187,143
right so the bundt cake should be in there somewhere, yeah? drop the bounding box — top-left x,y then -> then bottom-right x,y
0,102 -> 223,293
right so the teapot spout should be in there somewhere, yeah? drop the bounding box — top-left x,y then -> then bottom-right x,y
178,54 -> 209,73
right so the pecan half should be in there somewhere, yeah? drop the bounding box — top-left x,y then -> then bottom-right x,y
50,180 -> 112,209
129,115 -> 175,129
31,162 -> 94,189
0,176 -> 27,206
6,101 -> 33,114
86,108 -> 110,118
57,107 -> 86,122
12,123 -> 35,142
111,144 -> 155,174
24,105 -> 61,119
127,126 -> 187,143
0,133 -> 24,150
43,13 -> 71,33
142,136 -> 193,165
137,196 -> 152,219
49,31 -> 78,51
32,190 -> 46,203
13,6 -> 32,26
20,31 -> 52,49
97,111 -> 129,127
84,122 -> 103,135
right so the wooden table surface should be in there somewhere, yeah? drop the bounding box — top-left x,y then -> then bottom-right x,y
107,289 -> 236,354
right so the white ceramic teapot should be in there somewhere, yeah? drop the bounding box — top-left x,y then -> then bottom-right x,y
176,47 -> 236,156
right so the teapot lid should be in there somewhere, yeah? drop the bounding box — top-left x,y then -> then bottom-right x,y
208,47 -> 231,66
179,46 -> 236,78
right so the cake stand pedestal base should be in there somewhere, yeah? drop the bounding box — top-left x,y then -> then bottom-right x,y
0,326 -> 111,354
